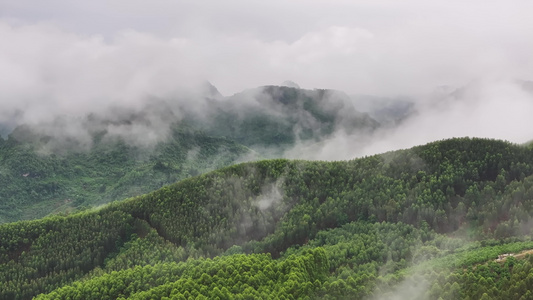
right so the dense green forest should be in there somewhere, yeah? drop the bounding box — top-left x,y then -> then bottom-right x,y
0,124 -> 251,223
0,85 -> 382,224
2,137 -> 533,299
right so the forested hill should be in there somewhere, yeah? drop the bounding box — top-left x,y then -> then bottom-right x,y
0,84 -> 385,224
3,137 -> 533,299
0,124 -> 252,223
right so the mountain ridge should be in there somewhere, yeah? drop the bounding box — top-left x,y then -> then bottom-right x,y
3,137 -> 533,298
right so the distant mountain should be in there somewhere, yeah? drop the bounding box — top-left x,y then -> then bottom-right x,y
190,85 -> 380,154
5,79 -> 532,224
427,78 -> 533,107
280,80 -> 300,88
0,84 -> 386,222
350,94 -> 416,127
200,81 -> 224,100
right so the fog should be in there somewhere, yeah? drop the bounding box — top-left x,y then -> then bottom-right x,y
1,0 -> 533,158
359,79 -> 533,155
285,78 -> 533,160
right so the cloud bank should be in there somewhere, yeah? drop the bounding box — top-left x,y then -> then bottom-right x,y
1,0 -> 532,158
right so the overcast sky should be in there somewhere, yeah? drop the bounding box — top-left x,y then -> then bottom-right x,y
2,0 -> 532,97
1,0 -> 533,155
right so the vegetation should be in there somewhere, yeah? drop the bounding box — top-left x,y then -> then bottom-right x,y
36,248 -> 328,300
188,86 -> 379,150
2,137 -> 533,299
0,86 -> 383,223
0,124 -> 251,223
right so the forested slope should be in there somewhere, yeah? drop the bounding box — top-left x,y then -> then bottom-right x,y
2,137 -> 533,299
0,124 -> 251,223
0,85 -> 384,224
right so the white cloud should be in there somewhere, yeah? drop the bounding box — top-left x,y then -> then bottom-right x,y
2,0 -> 532,96
0,0 -> 532,156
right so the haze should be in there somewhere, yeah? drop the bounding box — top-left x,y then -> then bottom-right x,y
1,0 -> 532,158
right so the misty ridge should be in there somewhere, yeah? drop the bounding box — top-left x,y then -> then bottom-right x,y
2,77 -> 532,161
4,2 -> 533,299
2,49 -> 532,224
2,10 -> 532,162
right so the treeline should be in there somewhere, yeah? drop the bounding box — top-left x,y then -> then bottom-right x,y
2,137 -> 533,299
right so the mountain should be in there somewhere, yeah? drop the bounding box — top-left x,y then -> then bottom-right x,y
350,94 -> 416,127
3,138 -> 533,299
0,84 -> 383,223
280,80 -> 301,88
191,85 -> 380,153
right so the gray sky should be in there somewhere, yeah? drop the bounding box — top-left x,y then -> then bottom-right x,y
1,0 -> 533,156
2,0 -> 532,96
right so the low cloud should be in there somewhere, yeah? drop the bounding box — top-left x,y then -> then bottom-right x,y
1,1 -> 532,157
370,273 -> 430,300
282,79 -> 533,161
360,79 -> 533,155
255,179 -> 284,211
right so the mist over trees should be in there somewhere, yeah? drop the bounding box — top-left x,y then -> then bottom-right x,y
3,137 -> 533,299
0,84 -> 388,223
2,1 -> 533,298
0,78 -> 532,299
2,80 -> 532,223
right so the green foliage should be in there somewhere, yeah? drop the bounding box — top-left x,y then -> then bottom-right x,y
0,124 -> 251,223
35,248 -> 328,300
0,209 -> 134,299
2,137 -> 533,299
102,219 -> 188,271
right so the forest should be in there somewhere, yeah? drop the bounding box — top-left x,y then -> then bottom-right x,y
2,137 -> 533,299
0,124 -> 251,223
0,86 -> 379,224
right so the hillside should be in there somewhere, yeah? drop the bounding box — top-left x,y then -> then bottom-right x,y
0,124 -> 252,223
0,84 -> 383,223
2,138 -> 533,299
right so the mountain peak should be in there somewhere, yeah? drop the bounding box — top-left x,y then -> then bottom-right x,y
201,81 -> 223,99
280,80 -> 300,89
